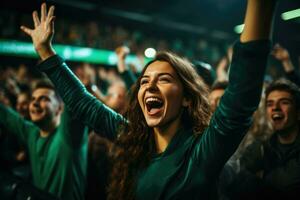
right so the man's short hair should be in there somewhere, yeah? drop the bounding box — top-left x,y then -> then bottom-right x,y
33,79 -> 62,103
265,78 -> 300,110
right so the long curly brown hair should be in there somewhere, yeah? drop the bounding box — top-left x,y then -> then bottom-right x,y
107,52 -> 212,200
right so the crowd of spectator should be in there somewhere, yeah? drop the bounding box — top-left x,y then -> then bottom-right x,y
0,9 -> 229,65
1,1 -> 300,200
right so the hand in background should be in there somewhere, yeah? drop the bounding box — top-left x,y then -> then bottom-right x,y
272,44 -> 290,62
115,46 -> 130,60
115,46 -> 130,73
272,44 -> 294,73
216,57 -> 229,82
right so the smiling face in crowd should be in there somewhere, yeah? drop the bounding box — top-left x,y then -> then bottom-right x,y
138,61 -> 189,129
29,88 -> 61,125
266,90 -> 299,134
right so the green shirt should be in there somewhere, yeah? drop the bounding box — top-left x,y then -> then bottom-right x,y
38,40 -> 270,199
0,106 -> 88,200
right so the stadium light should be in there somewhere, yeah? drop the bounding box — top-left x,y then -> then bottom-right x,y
0,40 -> 151,65
234,24 -> 244,34
144,48 -> 156,58
281,8 -> 300,21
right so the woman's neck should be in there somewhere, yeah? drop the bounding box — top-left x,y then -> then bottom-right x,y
153,116 -> 182,153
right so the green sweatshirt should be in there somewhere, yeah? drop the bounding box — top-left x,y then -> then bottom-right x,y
37,40 -> 270,199
0,106 -> 88,200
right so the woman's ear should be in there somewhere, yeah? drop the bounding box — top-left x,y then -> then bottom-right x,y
182,97 -> 191,107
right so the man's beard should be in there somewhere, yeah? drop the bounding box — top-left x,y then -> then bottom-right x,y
32,115 -> 52,128
275,123 -> 298,138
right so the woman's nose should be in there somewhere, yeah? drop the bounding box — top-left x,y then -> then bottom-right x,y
146,78 -> 158,91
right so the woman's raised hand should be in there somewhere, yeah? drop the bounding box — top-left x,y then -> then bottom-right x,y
20,3 -> 56,60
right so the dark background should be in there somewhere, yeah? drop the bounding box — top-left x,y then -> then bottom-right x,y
1,0 -> 300,62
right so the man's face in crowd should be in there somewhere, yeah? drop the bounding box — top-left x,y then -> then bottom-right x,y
266,90 -> 299,133
16,92 -> 30,119
106,83 -> 127,114
29,88 -> 61,124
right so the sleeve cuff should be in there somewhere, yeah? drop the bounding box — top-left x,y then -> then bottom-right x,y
234,39 -> 271,56
36,55 -> 65,71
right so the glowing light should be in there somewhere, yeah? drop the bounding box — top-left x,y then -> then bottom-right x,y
144,48 -> 156,58
0,40 -> 150,65
234,24 -> 244,34
281,8 -> 300,20
63,47 -> 72,59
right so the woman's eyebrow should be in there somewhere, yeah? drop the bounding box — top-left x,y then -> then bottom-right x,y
157,72 -> 174,78
142,72 -> 174,78
141,75 -> 149,79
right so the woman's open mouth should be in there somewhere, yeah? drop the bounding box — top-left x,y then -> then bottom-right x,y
145,97 -> 164,115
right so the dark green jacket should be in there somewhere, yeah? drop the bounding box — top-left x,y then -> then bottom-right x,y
240,131 -> 300,196
37,40 -> 270,199
0,106 -> 88,200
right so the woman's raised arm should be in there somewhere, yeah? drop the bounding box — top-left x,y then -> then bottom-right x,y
21,3 -> 126,140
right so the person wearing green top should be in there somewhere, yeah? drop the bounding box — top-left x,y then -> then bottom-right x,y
20,0 -> 277,199
0,81 -> 88,200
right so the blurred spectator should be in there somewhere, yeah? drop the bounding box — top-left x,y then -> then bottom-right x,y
231,79 -> 300,200
215,46 -> 233,82
16,90 -> 31,120
0,9 -> 228,64
193,60 -> 216,87
0,80 -> 89,200
272,44 -> 300,86
209,81 -> 228,112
